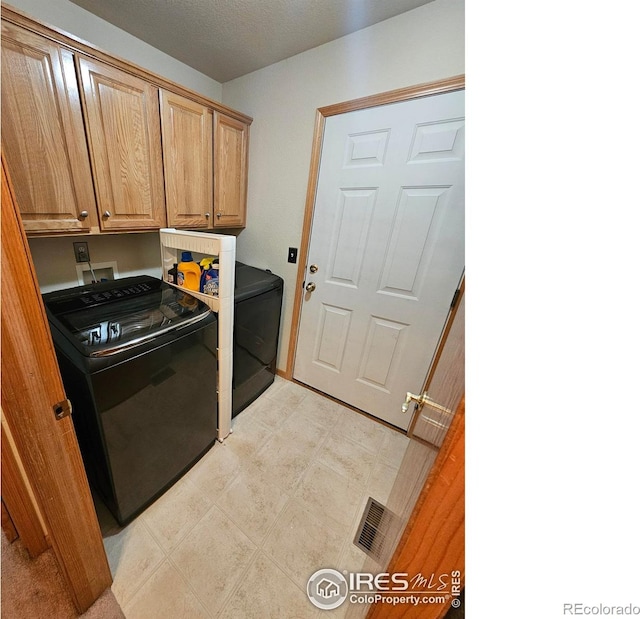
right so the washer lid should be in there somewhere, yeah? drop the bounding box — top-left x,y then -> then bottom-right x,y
44,276 -> 212,356
235,262 -> 283,302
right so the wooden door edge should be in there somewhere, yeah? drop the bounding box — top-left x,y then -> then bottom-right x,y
2,153 -> 113,612
1,415 -> 49,557
408,274 -> 465,437
1,500 -> 19,543
286,75 -> 466,380
367,396 -> 465,619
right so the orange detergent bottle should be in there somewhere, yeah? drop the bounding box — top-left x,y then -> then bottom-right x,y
176,251 -> 201,291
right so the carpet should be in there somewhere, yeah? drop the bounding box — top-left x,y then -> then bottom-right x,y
1,532 -> 125,618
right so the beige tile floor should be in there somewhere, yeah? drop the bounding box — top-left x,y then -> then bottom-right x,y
95,376 -> 410,618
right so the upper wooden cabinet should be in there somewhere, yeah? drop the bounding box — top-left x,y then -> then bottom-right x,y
213,111 -> 248,229
77,56 -> 167,231
1,22 -> 98,234
1,6 -> 252,236
160,90 -> 213,229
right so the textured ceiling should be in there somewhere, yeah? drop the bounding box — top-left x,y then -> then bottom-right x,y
68,0 -> 435,83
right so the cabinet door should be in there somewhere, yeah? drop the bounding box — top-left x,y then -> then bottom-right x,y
160,90 -> 213,228
1,22 -> 97,234
77,56 -> 166,230
213,111 -> 248,228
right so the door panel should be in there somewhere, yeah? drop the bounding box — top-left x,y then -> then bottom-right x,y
294,91 -> 464,429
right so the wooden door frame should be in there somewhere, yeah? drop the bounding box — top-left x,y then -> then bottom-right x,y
1,154 -> 112,612
408,274 -> 465,438
285,74 -> 465,379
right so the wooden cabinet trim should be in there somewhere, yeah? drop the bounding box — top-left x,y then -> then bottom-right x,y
1,4 -> 253,126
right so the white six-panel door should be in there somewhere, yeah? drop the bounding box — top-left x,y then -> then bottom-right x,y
294,90 -> 465,430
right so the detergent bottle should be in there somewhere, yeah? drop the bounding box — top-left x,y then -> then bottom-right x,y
199,257 -> 219,296
177,252 -> 201,291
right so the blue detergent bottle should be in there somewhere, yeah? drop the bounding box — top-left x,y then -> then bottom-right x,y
199,257 -> 219,296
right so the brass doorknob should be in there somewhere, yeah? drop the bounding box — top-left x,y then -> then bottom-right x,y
401,392 -> 452,414
309,264 -> 319,273
305,282 -> 316,292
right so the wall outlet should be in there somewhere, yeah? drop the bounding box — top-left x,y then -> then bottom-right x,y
73,241 -> 90,263
288,247 -> 298,263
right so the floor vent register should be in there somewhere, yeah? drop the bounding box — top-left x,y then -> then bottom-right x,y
354,497 -> 397,561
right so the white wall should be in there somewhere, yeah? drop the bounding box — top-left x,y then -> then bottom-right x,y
28,233 -> 163,294
222,0 -> 465,372
5,0 -> 222,100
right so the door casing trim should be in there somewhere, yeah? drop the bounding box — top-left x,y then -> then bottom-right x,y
286,75 -> 466,379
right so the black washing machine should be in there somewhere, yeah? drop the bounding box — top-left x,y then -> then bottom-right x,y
43,276 -> 218,525
233,262 -> 283,417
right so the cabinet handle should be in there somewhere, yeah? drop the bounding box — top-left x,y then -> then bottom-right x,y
78,210 -> 89,219
103,210 -> 111,218
205,212 -> 210,219
217,212 -> 222,219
